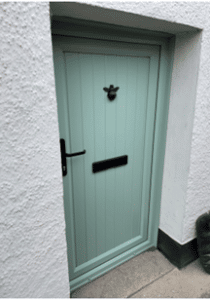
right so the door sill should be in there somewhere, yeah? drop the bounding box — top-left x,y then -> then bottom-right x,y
70,239 -> 153,293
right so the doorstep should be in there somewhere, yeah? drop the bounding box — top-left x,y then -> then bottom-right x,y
70,248 -> 175,298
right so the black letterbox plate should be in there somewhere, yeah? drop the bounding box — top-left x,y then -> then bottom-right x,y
92,155 -> 128,173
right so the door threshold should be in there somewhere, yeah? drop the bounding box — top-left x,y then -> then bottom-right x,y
70,239 -> 153,293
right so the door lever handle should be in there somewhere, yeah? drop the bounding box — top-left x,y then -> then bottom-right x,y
66,149 -> 86,157
60,139 -> 86,176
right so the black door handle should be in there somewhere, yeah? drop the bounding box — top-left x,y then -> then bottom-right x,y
60,139 -> 86,176
66,149 -> 86,157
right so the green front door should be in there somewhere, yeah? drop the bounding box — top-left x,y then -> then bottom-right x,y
53,35 -> 161,291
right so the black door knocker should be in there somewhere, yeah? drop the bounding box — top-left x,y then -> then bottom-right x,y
103,85 -> 119,101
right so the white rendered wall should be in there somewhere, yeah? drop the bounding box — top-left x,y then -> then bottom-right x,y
0,2 -> 69,297
161,31 -> 202,243
50,1 -> 210,245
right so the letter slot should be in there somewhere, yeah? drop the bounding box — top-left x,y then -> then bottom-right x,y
92,155 -> 128,173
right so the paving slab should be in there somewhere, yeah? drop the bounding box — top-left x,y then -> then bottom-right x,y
71,248 -> 175,298
130,258 -> 210,298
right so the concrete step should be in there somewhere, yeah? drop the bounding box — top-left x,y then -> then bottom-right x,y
130,258 -> 210,298
71,248 -> 210,298
71,248 -> 175,298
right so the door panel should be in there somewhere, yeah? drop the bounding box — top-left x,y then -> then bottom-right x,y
53,36 -> 160,286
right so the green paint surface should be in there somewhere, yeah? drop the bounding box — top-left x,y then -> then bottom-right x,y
53,34 -> 173,291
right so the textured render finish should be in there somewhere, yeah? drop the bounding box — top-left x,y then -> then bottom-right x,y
51,1 -> 210,245
82,1 -> 205,29
161,31 -> 202,243
0,2 -> 69,297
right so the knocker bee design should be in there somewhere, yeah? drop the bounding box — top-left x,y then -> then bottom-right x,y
103,85 -> 119,101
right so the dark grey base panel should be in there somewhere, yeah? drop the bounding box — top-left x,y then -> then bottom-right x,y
157,229 -> 199,269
